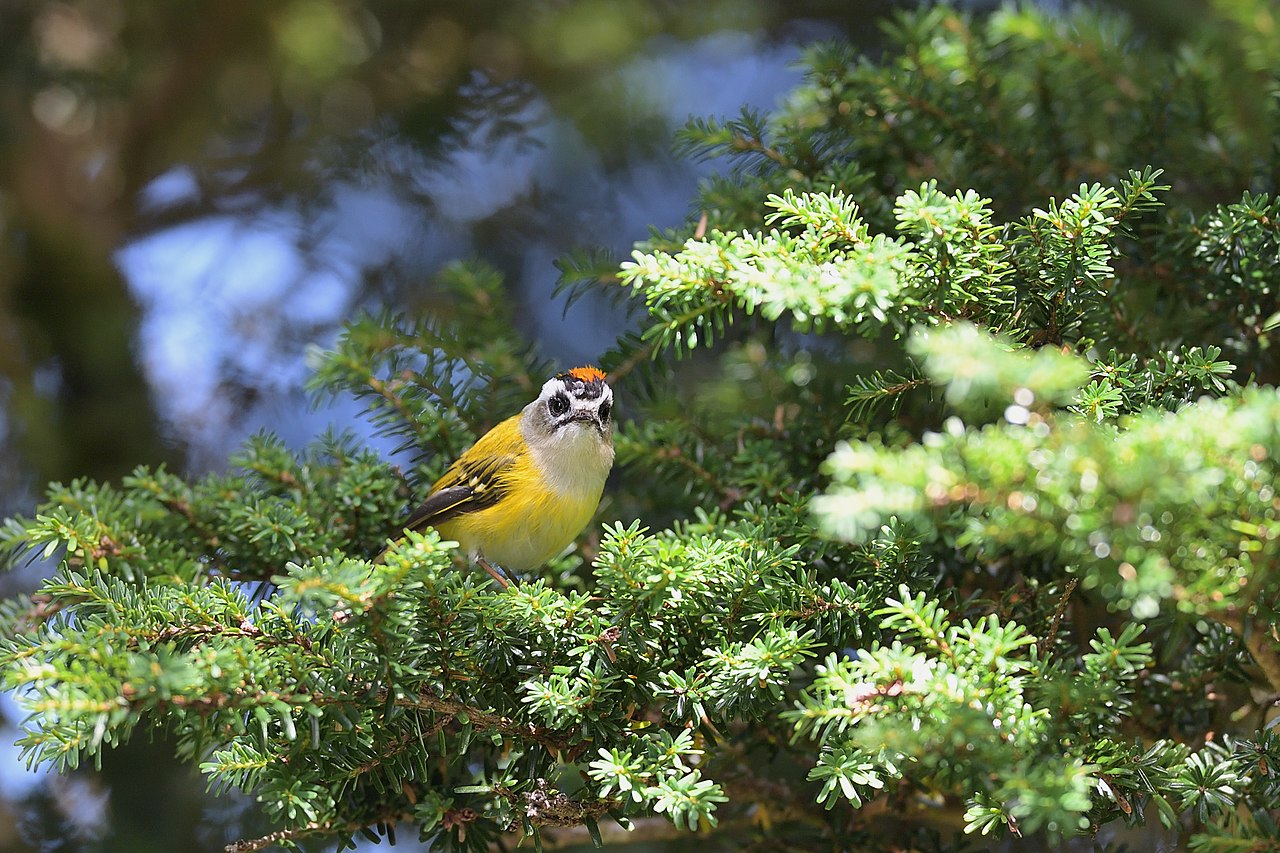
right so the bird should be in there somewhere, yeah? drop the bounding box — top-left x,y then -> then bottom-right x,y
388,366 -> 615,586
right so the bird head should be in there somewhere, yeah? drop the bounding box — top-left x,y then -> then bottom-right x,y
524,366 -> 614,442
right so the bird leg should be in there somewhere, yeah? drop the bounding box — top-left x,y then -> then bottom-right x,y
476,557 -> 515,588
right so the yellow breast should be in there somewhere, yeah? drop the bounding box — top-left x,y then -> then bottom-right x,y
436,452 -> 607,571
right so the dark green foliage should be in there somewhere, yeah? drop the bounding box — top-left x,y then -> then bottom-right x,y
3,4 -> 1280,852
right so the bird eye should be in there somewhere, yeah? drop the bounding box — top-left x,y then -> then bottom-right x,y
598,400 -> 612,421
548,393 -> 570,417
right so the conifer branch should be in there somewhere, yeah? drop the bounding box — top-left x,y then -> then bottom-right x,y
5,7 -> 1280,851
1219,610 -> 1280,696
225,811 -> 414,853
496,780 -> 618,829
390,691 -> 579,754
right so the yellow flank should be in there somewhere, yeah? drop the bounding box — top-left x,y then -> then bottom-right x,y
434,454 -> 602,571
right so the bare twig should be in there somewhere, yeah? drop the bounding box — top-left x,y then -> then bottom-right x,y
1038,577 -> 1079,656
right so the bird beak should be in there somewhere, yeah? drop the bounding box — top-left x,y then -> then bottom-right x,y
568,411 -> 606,431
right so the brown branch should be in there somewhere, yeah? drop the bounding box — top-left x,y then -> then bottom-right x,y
392,692 -> 577,754
143,622 -> 312,652
497,779 -> 618,830
269,691 -> 571,755
226,786 -> 618,853
225,811 -> 414,853
363,374 -> 440,449
13,594 -> 66,634
646,444 -> 732,504
139,489 -> 236,575
1038,577 -> 1079,656
110,619 -> 577,752
532,815 -> 755,850
729,133 -> 791,168
606,341 -> 655,386
881,377 -> 929,397
350,732 -> 419,779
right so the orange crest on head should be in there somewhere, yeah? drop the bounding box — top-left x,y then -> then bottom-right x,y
567,366 -> 607,384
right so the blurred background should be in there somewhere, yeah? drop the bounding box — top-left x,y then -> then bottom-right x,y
0,0 -> 1237,849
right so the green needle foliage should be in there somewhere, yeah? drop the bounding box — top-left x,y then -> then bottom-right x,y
4,3 -> 1280,851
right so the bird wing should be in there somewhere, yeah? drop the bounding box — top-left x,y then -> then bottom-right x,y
401,439 -> 520,532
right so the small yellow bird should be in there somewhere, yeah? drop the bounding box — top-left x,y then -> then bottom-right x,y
393,366 -> 615,585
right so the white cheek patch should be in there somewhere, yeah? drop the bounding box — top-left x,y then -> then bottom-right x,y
536,374 -> 612,433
